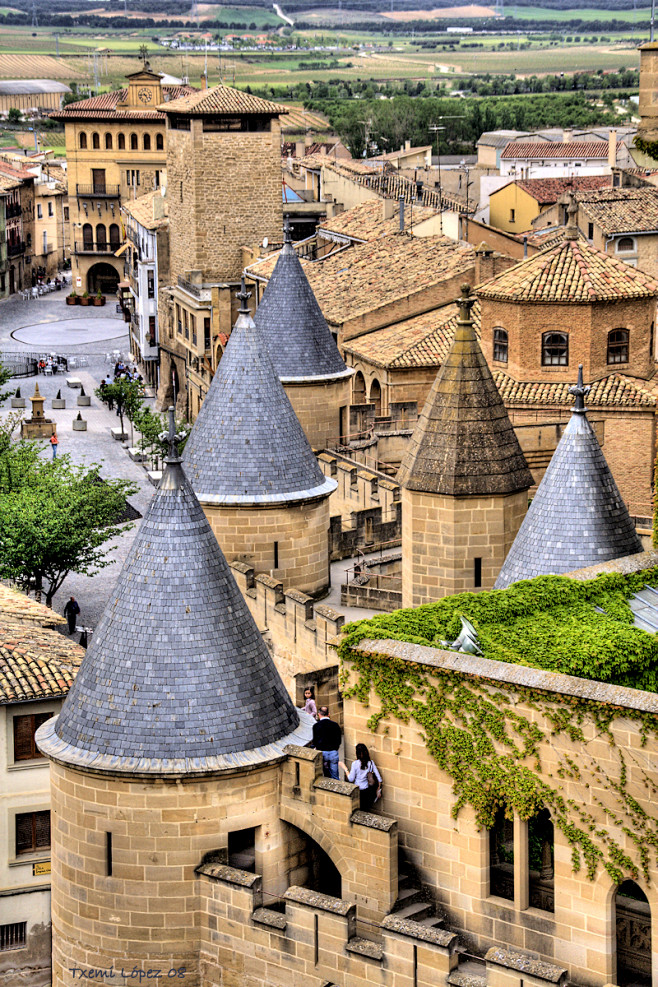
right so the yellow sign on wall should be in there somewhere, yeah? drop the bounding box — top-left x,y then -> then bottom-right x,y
33,861 -> 51,876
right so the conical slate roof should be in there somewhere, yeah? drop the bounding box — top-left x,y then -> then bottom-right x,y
397,284 -> 533,497
183,283 -> 336,504
37,419 -> 310,776
253,224 -> 351,381
495,367 -> 643,590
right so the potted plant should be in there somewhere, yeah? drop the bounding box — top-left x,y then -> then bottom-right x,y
66,290 -> 78,306
80,291 -> 90,307
93,289 -> 105,307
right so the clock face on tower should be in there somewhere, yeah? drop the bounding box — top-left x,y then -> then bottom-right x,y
138,87 -> 153,104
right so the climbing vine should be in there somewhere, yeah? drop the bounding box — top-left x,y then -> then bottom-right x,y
338,571 -> 658,885
633,135 -> 658,162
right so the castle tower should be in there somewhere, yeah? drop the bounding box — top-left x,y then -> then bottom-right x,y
495,366 -> 643,589
253,221 -> 354,449
639,41 -> 658,145
37,412 -> 311,986
183,282 -> 336,596
398,284 -> 533,607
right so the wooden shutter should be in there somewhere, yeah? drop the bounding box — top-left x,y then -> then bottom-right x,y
13,716 -> 33,761
35,811 -> 50,850
16,813 -> 33,855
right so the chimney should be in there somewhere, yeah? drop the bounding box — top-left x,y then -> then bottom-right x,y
474,241 -> 495,284
382,199 -> 397,222
563,128 -> 573,143
405,139 -> 411,151
153,192 -> 165,221
201,73 -> 208,90
295,140 -> 305,159
608,129 -> 617,169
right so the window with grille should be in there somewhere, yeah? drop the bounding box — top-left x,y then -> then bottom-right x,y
541,332 -> 568,366
607,328 -> 629,365
493,327 -> 508,363
13,712 -> 53,761
0,922 -> 26,951
16,811 -> 50,855
617,236 -> 635,253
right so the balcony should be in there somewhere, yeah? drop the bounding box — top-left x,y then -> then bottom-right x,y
7,240 -> 26,257
6,203 -> 21,219
76,184 -> 120,198
74,240 -> 119,255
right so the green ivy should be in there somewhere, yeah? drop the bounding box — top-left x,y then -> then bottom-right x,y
338,570 -> 658,884
633,135 -> 658,162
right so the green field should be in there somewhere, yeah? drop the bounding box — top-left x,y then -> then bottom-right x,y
506,5 -> 651,22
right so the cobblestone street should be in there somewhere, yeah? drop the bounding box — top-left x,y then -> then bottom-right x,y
0,290 -> 157,635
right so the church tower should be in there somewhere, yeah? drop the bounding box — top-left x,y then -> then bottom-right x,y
183,281 -> 336,597
37,413 -> 311,985
398,284 -> 533,607
495,366 -> 643,589
253,222 -> 354,450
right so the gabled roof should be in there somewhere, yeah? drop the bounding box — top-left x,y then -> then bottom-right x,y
507,175 -> 611,205
576,187 -> 658,235
397,287 -> 533,498
253,227 -> 350,381
51,85 -> 195,121
158,85 -> 287,116
123,189 -> 168,230
495,369 -> 643,590
183,293 -> 335,505
477,237 -> 658,303
318,199 -> 437,243
38,438 -> 309,775
501,140 -> 621,160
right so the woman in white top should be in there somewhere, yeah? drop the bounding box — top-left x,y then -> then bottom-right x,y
339,743 -> 382,811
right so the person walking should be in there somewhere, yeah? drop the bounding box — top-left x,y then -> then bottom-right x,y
302,686 -> 318,721
64,596 -> 80,635
340,743 -> 382,811
50,432 -> 58,459
312,706 -> 342,780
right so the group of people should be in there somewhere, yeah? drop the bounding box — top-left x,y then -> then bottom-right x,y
112,362 -> 142,382
303,687 -> 383,812
38,357 -> 65,374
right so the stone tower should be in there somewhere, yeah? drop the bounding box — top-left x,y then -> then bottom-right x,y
495,366 -> 643,589
37,414 -> 312,986
253,222 -> 354,450
639,41 -> 658,145
398,284 -> 533,608
183,282 -> 336,597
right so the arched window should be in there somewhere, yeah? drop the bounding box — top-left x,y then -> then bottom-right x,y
353,371 -> 366,405
369,379 -> 382,416
96,224 -> 107,251
104,133 -> 113,150
130,133 -> 138,150
82,223 -> 93,250
118,133 -> 125,150
607,328 -> 629,365
92,132 -> 100,149
489,807 -> 514,901
616,881 -> 651,986
617,236 -> 636,253
109,223 -> 120,250
79,132 -> 87,149
156,133 -> 164,151
143,133 -> 151,151
493,327 -> 508,364
528,808 -> 554,913
542,332 -> 568,366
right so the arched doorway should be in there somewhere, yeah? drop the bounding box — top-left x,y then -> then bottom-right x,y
370,378 -> 382,416
353,371 -> 366,404
528,808 -> 554,912
616,880 -> 651,985
87,263 -> 119,295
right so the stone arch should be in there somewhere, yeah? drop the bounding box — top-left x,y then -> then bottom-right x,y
615,880 -> 652,986
130,133 -> 138,151
87,262 -> 119,295
92,131 -> 100,149
353,370 -> 366,405
104,132 -> 113,150
369,378 -> 382,416
118,133 -> 125,150
283,820 -> 341,898
279,802 -> 349,884
156,133 -> 164,151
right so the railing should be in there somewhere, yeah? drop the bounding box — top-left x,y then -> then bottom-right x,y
0,353 -> 38,378
74,241 -> 119,255
76,184 -> 120,198
7,240 -> 25,257
177,276 -> 202,298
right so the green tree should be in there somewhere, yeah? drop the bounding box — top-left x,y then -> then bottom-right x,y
7,107 -> 21,123
133,406 -> 189,469
96,378 -> 144,445
0,441 -> 137,606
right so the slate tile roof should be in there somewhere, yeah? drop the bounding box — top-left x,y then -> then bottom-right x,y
397,289 -> 533,498
51,85 -> 195,121
158,85 -> 287,116
576,187 -> 658,235
42,455 -> 308,772
495,377 -> 643,589
493,372 -> 657,409
253,231 -> 350,381
183,303 -> 335,505
477,238 -> 658,303
318,199 -> 437,242
249,235 -> 475,326
511,175 -> 610,204
500,140 -> 622,160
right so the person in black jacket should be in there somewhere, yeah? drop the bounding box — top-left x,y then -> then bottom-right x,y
312,706 -> 342,779
64,596 -> 80,635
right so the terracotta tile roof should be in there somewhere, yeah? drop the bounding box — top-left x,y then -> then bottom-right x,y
123,189 -> 168,230
0,585 -> 82,704
511,175 -> 611,204
51,85 -> 195,121
576,187 -> 658,235
282,140 -> 340,157
248,235 -> 474,325
0,160 -> 33,182
515,226 -> 587,250
319,199 -> 438,242
493,372 -> 656,408
477,238 -> 658,303
0,174 -> 21,193
158,85 -> 287,116
343,301 -> 482,369
501,140 -> 621,160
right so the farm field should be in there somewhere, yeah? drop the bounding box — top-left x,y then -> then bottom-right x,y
504,5 -> 651,22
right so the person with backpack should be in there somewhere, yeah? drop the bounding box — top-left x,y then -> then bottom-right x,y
340,743 -> 382,811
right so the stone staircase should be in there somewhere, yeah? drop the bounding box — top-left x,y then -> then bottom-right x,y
392,852 -> 446,931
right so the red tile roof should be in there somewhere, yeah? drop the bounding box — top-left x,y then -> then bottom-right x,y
51,85 -> 195,121
158,85 -> 287,116
500,140 -> 621,160
511,175 -> 611,204
493,371 -> 656,409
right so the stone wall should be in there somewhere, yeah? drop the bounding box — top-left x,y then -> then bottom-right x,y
284,375 -> 352,451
